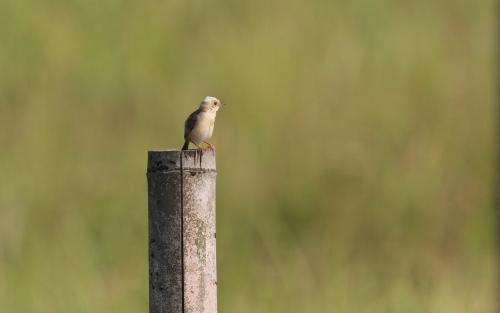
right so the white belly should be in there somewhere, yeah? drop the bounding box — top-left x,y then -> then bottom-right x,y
190,112 -> 215,144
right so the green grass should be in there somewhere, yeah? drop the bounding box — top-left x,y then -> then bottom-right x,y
0,0 -> 496,312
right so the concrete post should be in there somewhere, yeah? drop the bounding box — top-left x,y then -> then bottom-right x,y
147,149 -> 217,313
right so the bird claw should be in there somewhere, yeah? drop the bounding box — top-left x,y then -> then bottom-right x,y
200,142 -> 215,151
199,145 -> 214,152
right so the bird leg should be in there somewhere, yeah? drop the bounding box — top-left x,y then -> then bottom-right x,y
193,143 -> 203,151
203,141 -> 215,150
193,142 -> 212,152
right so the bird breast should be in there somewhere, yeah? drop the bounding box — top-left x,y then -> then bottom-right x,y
190,111 -> 216,143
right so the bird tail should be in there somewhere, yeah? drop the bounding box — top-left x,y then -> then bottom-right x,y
181,141 -> 189,150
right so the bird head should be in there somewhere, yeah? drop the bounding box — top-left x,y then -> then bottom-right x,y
199,96 -> 223,112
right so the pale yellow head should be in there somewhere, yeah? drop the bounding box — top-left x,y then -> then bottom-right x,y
199,96 -> 223,112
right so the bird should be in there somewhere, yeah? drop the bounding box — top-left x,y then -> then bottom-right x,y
182,96 -> 223,151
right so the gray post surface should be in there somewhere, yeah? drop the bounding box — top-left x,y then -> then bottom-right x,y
147,149 -> 217,313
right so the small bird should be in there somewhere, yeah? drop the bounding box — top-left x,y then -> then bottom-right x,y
182,96 -> 223,150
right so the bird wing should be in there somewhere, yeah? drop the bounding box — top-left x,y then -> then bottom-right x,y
184,109 -> 201,139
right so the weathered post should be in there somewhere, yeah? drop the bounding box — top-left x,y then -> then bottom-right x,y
147,149 -> 217,313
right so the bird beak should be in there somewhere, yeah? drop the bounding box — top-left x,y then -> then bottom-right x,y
221,101 -> 226,106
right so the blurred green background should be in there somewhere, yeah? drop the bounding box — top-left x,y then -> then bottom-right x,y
0,0 -> 496,312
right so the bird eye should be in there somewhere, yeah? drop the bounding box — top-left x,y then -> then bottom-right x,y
214,101 -> 218,105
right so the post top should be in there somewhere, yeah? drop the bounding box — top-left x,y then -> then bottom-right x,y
147,149 -> 216,173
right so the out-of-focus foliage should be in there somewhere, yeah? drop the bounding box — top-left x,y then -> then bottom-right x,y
0,0 -> 496,312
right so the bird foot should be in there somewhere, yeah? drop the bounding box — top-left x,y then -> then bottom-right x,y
199,146 -> 214,152
201,142 -> 215,151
